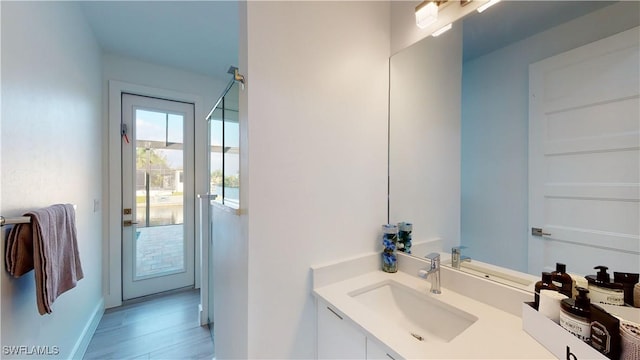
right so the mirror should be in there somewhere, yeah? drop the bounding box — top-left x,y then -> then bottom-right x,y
389,1 -> 639,286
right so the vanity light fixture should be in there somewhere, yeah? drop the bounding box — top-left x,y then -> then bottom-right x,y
415,1 -> 438,29
477,0 -> 501,13
432,23 -> 452,37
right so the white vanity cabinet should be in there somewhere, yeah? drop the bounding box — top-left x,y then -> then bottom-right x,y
366,338 -> 398,360
312,258 -> 556,359
317,299 -> 366,359
317,299 -> 399,360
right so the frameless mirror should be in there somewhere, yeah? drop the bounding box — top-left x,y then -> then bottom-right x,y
389,1 -> 639,290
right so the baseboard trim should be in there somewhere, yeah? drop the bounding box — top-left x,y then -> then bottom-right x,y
69,298 -> 104,359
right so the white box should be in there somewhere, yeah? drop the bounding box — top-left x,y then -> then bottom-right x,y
522,302 -> 607,360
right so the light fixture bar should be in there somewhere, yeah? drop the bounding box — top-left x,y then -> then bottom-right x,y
415,1 -> 438,29
432,23 -> 452,37
477,0 -> 501,13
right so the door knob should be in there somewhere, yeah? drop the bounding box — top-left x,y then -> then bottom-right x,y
123,220 -> 139,227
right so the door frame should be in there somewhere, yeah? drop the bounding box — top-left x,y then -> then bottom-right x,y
106,81 -> 210,324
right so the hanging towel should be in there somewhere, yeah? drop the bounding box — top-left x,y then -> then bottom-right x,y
27,204 -> 84,315
4,204 -> 83,314
5,222 -> 35,277
5,204 -> 84,315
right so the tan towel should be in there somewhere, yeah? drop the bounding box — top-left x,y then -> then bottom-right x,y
5,222 -> 35,277
27,204 -> 84,315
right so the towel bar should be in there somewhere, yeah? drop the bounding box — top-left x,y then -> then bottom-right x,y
0,215 -> 31,226
1,205 -> 76,227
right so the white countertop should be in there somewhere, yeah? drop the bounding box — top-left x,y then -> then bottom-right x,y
313,270 -> 555,359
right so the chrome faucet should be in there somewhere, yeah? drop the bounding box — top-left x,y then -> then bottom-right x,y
420,253 -> 441,294
451,246 -> 471,269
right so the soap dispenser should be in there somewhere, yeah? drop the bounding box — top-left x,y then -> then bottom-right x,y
534,272 -> 559,309
560,287 -> 591,342
551,263 -> 573,298
585,266 -> 624,306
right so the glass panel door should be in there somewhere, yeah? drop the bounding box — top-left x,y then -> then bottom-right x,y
122,93 -> 195,300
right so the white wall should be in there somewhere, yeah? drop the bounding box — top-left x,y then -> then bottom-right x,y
1,2 -> 103,358
101,54 -> 228,307
389,24 -> 462,253
211,206 -> 248,359
209,2 -> 250,358
461,2 -> 640,272
233,2 -> 390,359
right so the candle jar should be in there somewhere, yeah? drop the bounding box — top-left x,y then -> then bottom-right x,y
398,222 -> 413,254
382,224 -> 398,273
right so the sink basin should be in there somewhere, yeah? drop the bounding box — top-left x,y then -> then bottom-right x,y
348,280 -> 477,343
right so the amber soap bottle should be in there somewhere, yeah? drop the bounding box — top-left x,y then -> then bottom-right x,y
551,263 -> 573,298
535,272 -> 559,309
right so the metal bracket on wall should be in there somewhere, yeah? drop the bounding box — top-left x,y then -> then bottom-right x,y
227,66 -> 245,89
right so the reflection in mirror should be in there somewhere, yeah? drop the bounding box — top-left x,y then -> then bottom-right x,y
389,1 -> 639,289
442,255 -> 538,292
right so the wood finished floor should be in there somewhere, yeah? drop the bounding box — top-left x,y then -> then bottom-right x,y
84,289 -> 214,360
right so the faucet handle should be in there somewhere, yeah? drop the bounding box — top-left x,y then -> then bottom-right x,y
425,253 -> 440,267
425,252 -> 440,260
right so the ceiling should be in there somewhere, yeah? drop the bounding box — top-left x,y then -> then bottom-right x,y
462,1 -> 615,62
79,1 -> 239,81
79,1 -> 615,79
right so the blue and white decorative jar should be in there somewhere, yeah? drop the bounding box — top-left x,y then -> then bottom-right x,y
382,224 -> 398,273
397,222 -> 413,254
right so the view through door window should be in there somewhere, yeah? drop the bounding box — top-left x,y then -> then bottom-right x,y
135,109 -> 185,278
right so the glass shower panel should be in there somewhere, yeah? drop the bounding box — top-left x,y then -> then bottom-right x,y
207,81 -> 240,208
223,82 -> 240,207
209,107 -> 223,203
205,76 -> 241,342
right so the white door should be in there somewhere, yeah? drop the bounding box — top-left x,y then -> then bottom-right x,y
122,93 -> 195,300
529,27 -> 640,276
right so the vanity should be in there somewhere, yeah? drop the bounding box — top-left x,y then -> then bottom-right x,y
312,252 -> 554,359
313,1 -> 640,358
